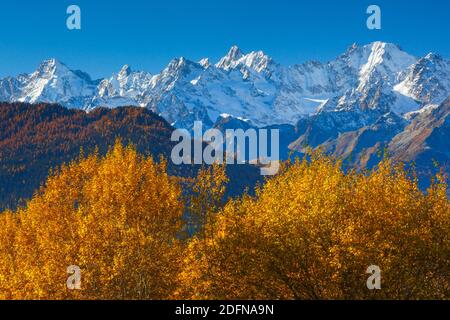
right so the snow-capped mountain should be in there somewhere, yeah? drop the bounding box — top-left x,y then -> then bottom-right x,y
0,42 -> 448,133
394,53 -> 450,104
0,42 -> 449,189
1,59 -> 100,109
0,42 -> 450,127
90,64 -> 153,108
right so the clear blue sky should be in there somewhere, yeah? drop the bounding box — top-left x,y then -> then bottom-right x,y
0,0 -> 448,79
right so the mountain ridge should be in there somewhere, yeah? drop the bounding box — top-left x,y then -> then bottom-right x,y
0,42 -> 449,190
1,41 -> 448,130
0,102 -> 262,210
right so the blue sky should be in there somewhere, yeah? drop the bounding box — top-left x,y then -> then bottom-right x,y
0,0 -> 448,78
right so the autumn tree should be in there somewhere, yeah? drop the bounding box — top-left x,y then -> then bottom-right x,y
177,153 -> 449,299
188,163 -> 228,237
1,143 -> 448,300
0,140 -> 184,299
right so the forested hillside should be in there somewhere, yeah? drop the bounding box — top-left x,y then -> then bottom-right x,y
0,102 -> 260,210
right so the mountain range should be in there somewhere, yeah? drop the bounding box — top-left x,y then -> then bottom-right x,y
0,41 -> 449,188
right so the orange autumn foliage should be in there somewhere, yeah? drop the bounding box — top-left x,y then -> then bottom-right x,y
176,154 -> 449,299
0,140 -> 184,299
0,144 -> 448,300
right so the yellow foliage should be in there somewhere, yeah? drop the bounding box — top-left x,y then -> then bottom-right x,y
0,140 -> 184,299
176,153 -> 450,299
0,145 -> 448,300
188,163 -> 228,238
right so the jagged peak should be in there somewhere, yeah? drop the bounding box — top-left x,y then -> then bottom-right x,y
369,41 -> 399,49
198,58 -> 210,68
226,45 -> 244,59
119,64 -> 132,73
162,56 -> 203,77
166,57 -> 186,70
342,42 -> 405,58
240,50 -> 273,72
118,64 -> 132,79
39,58 -> 60,66
216,46 -> 275,73
366,42 -> 415,62
423,52 -> 443,62
216,45 -> 245,69
36,58 -> 69,74
362,41 -> 404,52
